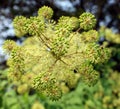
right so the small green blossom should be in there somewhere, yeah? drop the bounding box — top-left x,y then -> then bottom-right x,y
13,16 -> 27,37
79,12 -> 96,30
38,6 -> 53,19
3,40 -> 17,53
80,30 -> 99,43
24,16 -> 45,35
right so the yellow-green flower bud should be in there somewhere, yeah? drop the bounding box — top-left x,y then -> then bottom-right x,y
70,17 -> 80,30
80,30 -> 99,43
33,72 -> 62,101
56,16 -> 79,31
79,12 -> 96,30
22,73 -> 35,86
38,6 -> 53,19
78,62 -> 99,86
13,16 -> 27,37
3,40 -> 17,53
24,16 -> 45,36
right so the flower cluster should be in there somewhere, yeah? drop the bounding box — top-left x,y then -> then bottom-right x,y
79,12 -> 96,30
13,16 -> 27,37
38,6 -> 53,19
3,6 -> 111,100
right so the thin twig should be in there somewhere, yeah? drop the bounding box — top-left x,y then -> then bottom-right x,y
63,51 -> 82,57
59,58 -> 69,65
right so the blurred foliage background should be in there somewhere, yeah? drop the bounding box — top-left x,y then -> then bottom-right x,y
0,0 -> 120,109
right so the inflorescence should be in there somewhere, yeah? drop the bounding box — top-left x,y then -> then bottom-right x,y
3,6 -> 111,101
